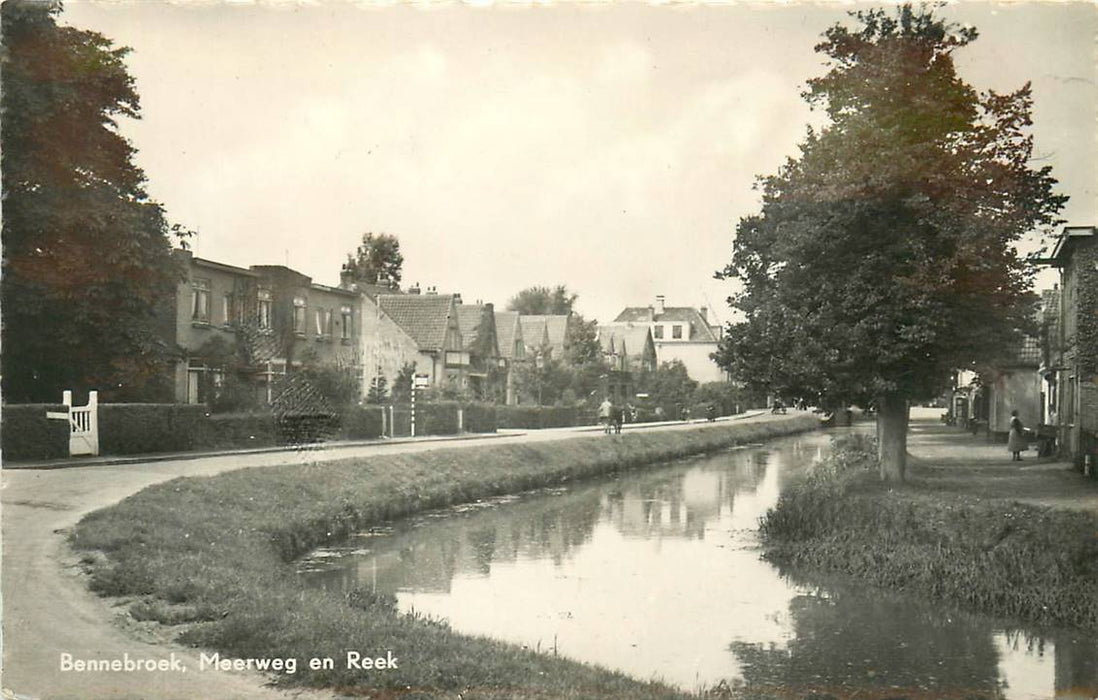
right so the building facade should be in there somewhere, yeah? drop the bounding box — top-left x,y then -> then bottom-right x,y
612,296 -> 727,383
170,251 -> 361,406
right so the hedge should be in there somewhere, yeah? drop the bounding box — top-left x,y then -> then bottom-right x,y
338,406 -> 385,441
461,402 -> 497,433
98,404 -> 208,455
1,404 -> 71,461
495,405 -> 594,429
198,413 -> 278,450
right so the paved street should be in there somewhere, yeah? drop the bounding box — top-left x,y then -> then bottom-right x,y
0,412 -> 770,700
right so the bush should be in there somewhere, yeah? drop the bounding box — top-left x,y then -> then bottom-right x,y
1,404 -> 70,461
275,412 -> 339,445
197,413 -> 278,450
99,404 -> 207,455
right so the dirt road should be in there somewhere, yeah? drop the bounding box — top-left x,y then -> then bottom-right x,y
1,413 -> 773,700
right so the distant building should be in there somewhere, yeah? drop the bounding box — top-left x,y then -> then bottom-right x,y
519,314 -> 570,362
455,301 -> 501,400
1041,225 -> 1098,470
596,323 -> 656,373
984,335 -> 1042,440
493,310 -> 526,405
612,296 -> 727,383
519,315 -> 553,365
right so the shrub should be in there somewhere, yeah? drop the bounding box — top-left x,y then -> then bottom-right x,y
1,404 -> 70,461
98,404 -> 207,455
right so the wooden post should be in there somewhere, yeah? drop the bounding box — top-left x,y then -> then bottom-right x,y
410,374 -> 416,438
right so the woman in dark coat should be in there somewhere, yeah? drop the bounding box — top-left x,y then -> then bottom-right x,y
1007,410 -> 1027,461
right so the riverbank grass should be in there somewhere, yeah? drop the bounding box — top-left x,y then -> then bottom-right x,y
760,433 -> 1098,629
71,415 -> 817,698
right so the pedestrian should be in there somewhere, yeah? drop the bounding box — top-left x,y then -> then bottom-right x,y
598,397 -> 614,435
1008,410 -> 1027,461
612,405 -> 624,434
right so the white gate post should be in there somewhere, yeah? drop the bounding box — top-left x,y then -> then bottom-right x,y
86,391 -> 100,456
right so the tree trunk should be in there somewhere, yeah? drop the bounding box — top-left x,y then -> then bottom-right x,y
877,393 -> 909,482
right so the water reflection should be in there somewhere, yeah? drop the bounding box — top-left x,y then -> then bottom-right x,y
299,432 -> 1098,698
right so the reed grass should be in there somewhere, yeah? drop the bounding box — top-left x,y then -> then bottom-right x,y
760,434 -> 1098,630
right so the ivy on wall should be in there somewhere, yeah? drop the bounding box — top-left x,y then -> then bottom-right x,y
1076,245 -> 1098,379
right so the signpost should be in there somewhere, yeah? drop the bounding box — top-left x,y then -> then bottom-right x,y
410,374 -> 430,437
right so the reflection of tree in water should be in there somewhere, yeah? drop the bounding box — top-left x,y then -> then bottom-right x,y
729,578 -> 1006,700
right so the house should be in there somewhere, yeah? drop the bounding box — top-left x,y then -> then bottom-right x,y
494,311 -> 526,405
170,250 -> 361,406
596,323 -> 657,374
1041,225 -> 1098,470
519,314 -> 570,362
377,291 -> 469,391
983,335 -> 1042,441
612,296 -> 727,383
519,316 -> 553,364
455,301 -> 502,400
358,293 -> 420,401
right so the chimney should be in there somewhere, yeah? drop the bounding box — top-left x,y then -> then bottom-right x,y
454,293 -> 462,304
408,283 -> 421,295
426,286 -> 437,295
655,295 -> 665,315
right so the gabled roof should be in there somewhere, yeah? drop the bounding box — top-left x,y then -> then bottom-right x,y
1047,225 -> 1096,267
378,294 -> 457,351
599,323 -> 656,360
456,304 -> 500,358
495,311 -> 524,360
613,306 -> 719,343
520,316 -> 551,353
521,315 -> 569,356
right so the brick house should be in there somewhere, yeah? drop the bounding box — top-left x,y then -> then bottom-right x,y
612,296 -> 727,383
1041,225 -> 1098,469
169,251 -> 360,406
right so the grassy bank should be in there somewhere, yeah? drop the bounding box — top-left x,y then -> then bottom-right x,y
71,414 -> 817,699
760,434 -> 1098,630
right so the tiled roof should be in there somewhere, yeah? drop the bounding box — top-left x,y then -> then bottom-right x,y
378,294 -> 455,350
1004,335 -> 1041,367
599,323 -> 654,360
613,306 -> 719,343
520,317 -> 550,353
522,315 -> 569,356
456,305 -> 486,348
495,311 -> 523,360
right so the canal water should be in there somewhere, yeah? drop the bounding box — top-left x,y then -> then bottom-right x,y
298,430 -> 1098,699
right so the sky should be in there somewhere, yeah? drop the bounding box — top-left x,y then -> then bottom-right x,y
63,1 -> 1096,325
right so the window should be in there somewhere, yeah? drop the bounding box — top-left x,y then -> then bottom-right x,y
191,279 -> 211,322
672,324 -> 683,339
315,308 -> 333,338
340,306 -> 352,341
653,325 -> 664,339
222,293 -> 233,326
293,296 -> 307,335
257,289 -> 272,330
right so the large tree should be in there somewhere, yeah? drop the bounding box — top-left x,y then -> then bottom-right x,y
715,5 -> 1065,481
1,0 -> 189,402
506,285 -> 577,315
342,232 -> 403,287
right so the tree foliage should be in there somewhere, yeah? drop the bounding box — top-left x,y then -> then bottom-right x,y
342,232 -> 403,286
1,0 -> 190,402
506,285 -> 577,315
715,5 -> 1065,477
